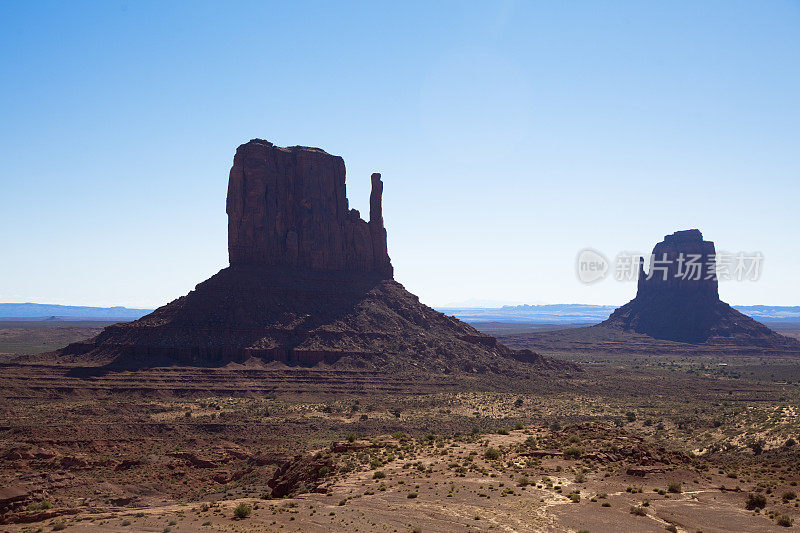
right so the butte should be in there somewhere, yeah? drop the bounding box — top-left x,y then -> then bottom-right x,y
600,229 -> 799,349
57,139 -> 568,374
494,230 -> 799,357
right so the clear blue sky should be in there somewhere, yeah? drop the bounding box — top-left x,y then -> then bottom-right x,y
1,1 -> 798,308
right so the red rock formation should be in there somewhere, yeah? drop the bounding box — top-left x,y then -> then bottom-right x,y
55,139 -> 564,374
226,140 -> 392,278
603,229 -> 799,348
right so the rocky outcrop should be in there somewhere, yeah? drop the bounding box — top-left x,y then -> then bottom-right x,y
226,140 -> 392,278
55,139 -> 566,374
602,229 -> 799,349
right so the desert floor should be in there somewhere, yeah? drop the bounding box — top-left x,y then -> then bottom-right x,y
1,323 -> 799,532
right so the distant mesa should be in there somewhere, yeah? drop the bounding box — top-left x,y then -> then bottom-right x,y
0,303 -> 152,320
601,229 -> 799,349
56,139 -> 565,374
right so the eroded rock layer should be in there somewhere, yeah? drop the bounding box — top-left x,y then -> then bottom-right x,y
59,265 -> 556,372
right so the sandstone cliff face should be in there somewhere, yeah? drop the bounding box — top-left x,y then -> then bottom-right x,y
226,140 -> 392,278
636,229 -> 718,300
603,229 -> 798,348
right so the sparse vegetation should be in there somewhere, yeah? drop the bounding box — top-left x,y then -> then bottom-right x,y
484,447 -> 500,460
630,505 -> 647,516
564,447 -> 582,459
745,493 -> 767,510
26,501 -> 53,512
233,502 -> 252,519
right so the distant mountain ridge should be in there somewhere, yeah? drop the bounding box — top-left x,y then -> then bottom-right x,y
2,302 -> 798,324
0,303 -> 153,320
437,304 -> 800,324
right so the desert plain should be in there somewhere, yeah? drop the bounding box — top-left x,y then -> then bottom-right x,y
2,321 -> 800,533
